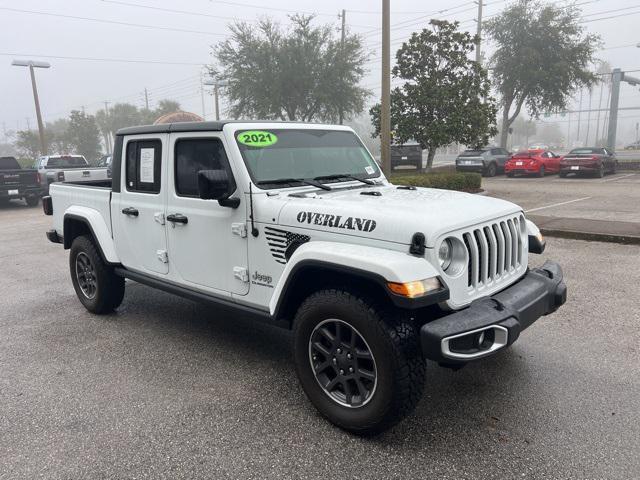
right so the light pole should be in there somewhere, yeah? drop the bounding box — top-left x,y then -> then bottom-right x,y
203,78 -> 229,121
380,0 -> 391,176
12,59 -> 50,156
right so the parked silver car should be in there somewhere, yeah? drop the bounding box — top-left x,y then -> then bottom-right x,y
455,147 -> 510,177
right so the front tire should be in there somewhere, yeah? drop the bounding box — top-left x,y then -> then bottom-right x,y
70,235 -> 125,314
293,289 -> 425,435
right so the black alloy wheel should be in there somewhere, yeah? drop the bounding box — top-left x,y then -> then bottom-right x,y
309,319 -> 377,408
75,252 -> 98,300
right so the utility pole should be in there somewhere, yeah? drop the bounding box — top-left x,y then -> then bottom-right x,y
104,101 -> 112,154
144,88 -> 149,110
214,84 -> 220,121
576,89 -> 583,146
594,81 -> 604,146
339,9 -> 346,124
200,76 -> 206,119
380,0 -> 391,176
11,59 -> 50,155
475,0 -> 484,64
585,87 -> 592,145
607,68 -> 622,150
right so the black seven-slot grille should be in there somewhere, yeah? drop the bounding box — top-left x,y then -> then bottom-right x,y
462,216 -> 524,288
264,227 -> 310,264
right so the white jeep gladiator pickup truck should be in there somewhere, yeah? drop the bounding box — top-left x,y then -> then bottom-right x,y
43,121 -> 566,434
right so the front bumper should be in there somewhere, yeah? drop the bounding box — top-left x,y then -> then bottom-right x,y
420,260 -> 566,364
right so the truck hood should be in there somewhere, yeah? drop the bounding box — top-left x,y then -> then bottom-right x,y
276,185 -> 522,247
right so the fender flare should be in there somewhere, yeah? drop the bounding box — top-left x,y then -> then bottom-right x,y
526,219 -> 545,254
269,241 -> 448,317
63,206 -> 120,264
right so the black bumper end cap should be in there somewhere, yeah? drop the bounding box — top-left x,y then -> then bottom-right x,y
528,234 -> 546,254
46,229 -> 62,244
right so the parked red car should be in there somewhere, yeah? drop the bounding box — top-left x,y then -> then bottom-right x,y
559,147 -> 618,178
505,149 -> 561,177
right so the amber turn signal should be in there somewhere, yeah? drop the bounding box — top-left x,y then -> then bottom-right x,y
387,278 -> 442,298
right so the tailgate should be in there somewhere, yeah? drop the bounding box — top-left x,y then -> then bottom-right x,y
63,168 -> 108,182
0,170 -> 39,190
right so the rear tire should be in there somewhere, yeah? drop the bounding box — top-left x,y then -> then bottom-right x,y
293,289 -> 425,435
483,162 -> 497,177
507,172 -> 515,178
25,195 -> 39,207
596,163 -> 605,178
559,172 -> 568,178
70,235 -> 125,314
537,165 -> 545,177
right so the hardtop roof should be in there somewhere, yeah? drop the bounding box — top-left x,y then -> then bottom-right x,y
116,120 -> 343,136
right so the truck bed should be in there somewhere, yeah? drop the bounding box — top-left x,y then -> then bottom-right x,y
50,182 -> 113,238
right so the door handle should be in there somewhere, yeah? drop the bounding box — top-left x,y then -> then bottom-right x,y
167,213 -> 188,225
121,207 -> 139,217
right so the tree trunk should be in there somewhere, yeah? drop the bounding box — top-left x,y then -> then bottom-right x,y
426,148 -> 436,172
500,104 -> 511,148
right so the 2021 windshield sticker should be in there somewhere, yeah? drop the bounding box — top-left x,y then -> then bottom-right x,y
237,131 -> 278,148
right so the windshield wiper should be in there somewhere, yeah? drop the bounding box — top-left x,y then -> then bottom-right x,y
313,174 -> 375,185
255,177 -> 332,191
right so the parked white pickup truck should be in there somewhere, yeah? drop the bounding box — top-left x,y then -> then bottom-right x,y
37,154 -> 109,195
43,121 -> 566,434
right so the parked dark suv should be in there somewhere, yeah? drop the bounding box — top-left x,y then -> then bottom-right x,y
455,147 -> 510,177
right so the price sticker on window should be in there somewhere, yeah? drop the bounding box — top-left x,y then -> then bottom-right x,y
237,131 -> 278,148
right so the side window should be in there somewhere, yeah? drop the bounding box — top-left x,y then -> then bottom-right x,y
175,138 -> 234,197
126,140 -> 162,193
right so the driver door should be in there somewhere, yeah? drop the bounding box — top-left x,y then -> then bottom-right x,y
165,132 -> 249,296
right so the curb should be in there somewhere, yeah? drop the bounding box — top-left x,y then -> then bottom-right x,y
540,228 -> 640,245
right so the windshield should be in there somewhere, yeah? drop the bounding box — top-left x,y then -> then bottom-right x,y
45,156 -> 87,168
569,148 -> 604,155
235,129 -> 380,188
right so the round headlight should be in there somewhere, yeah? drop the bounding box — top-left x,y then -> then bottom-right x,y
438,239 -> 452,270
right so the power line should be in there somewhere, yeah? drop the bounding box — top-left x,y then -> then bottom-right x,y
0,52 -> 208,66
0,7 -> 228,36
101,0 -> 244,21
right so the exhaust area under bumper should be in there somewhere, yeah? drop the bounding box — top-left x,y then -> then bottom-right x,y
420,261 -> 566,364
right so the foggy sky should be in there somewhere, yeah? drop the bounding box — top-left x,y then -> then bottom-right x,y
2,0 -> 640,144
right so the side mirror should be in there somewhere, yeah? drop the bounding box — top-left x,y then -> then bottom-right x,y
197,169 -> 240,208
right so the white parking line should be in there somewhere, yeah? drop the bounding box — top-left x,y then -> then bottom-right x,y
600,173 -> 636,183
525,196 -> 592,213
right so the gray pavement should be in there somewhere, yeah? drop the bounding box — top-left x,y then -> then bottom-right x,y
1,203 -> 640,479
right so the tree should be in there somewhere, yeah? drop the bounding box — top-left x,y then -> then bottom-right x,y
212,15 -> 369,122
66,110 -> 101,162
370,20 -> 498,171
47,118 -> 73,154
485,0 -> 601,147
15,130 -> 53,159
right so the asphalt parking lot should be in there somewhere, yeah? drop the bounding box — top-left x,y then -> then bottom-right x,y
484,172 -> 640,241
1,204 -> 640,479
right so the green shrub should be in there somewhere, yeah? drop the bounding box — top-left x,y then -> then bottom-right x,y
389,172 -> 482,192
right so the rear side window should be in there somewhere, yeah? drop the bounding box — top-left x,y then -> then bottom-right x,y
126,140 -> 162,193
175,138 -> 233,197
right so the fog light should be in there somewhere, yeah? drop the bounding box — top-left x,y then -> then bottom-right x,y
387,277 -> 442,298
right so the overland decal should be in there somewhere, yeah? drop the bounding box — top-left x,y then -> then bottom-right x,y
296,211 -> 377,232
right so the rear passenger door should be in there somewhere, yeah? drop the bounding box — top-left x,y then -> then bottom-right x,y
112,135 -> 169,275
